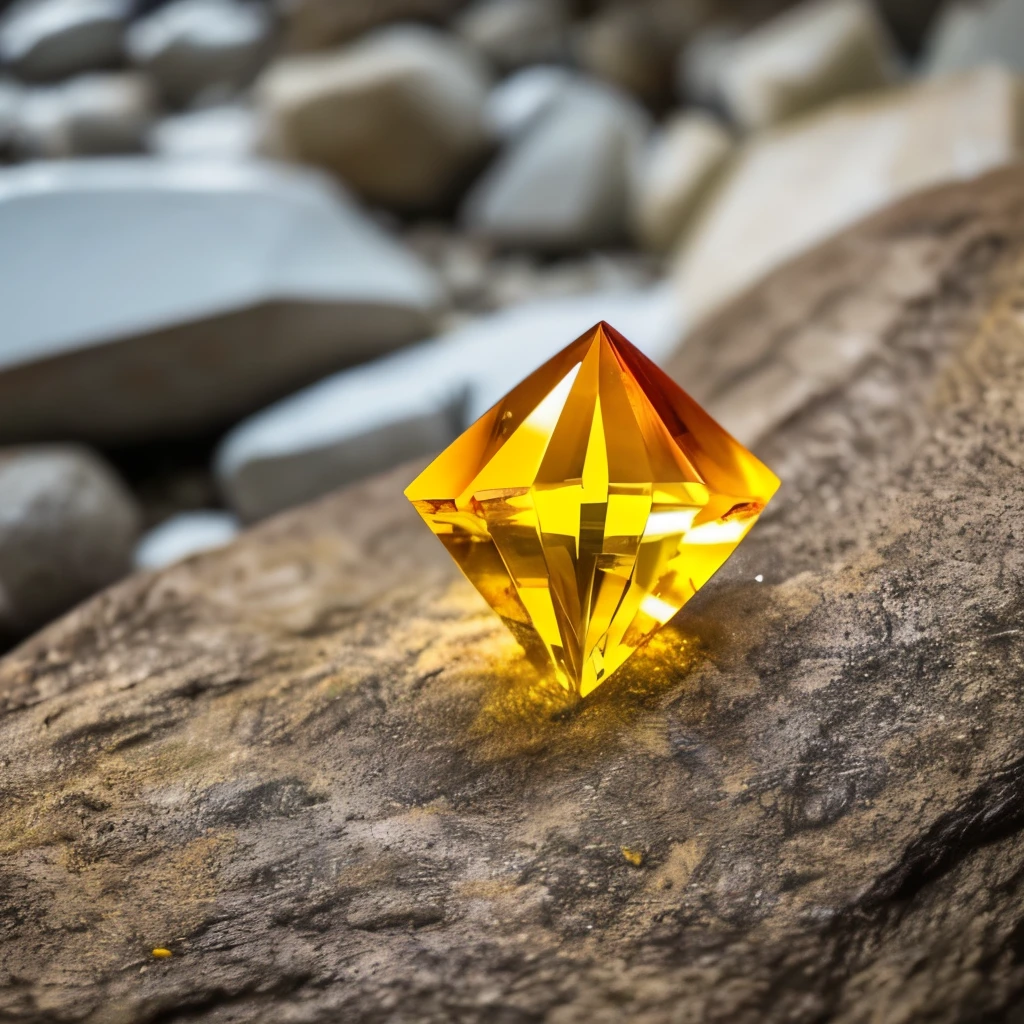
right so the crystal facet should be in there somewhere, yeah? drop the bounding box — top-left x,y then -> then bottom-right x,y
405,322 -> 780,697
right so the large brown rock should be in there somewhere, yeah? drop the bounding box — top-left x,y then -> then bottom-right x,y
4,168 -> 1024,1022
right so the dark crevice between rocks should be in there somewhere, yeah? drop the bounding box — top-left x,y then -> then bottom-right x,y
140,973 -> 315,1024
865,756 -> 1024,906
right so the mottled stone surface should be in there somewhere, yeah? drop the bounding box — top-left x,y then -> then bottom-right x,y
4,168 -> 1024,1023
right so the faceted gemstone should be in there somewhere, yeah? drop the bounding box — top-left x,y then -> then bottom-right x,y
405,321 -> 780,698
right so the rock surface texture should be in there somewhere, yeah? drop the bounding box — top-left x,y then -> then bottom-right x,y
5,168 -> 1024,1022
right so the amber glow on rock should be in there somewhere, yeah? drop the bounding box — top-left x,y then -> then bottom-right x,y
405,322 -> 780,698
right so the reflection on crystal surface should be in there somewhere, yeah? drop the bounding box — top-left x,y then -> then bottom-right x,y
406,321 -> 779,698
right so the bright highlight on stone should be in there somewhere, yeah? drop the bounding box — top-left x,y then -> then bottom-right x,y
405,322 -> 780,698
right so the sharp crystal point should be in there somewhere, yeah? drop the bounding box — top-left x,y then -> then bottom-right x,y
405,322 -> 780,698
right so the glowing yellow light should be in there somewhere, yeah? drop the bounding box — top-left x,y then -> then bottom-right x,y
406,321 -> 779,698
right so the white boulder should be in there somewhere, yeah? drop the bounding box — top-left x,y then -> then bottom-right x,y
0,158 -> 443,442
216,285 -> 684,521
463,79 -> 651,251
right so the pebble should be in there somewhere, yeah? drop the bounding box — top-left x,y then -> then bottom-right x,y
15,72 -> 154,157
126,0 -> 273,107
484,64 -> 573,141
718,0 -> 899,130
463,78 -> 651,251
258,24 -> 491,211
925,0 -> 1024,76
147,103 -> 264,159
455,0 -> 568,71
0,158 -> 442,442
0,0 -> 129,82
0,446 -> 139,636
575,4 -> 675,107
134,511 -> 239,569
631,111 -> 732,253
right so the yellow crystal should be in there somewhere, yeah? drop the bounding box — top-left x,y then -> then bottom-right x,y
405,321 -> 780,698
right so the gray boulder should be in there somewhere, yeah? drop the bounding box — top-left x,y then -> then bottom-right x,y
258,25 -> 491,211
463,79 -> 650,251
0,158 -> 443,442
0,0 -> 129,81
483,63 -> 572,140
15,72 -> 155,157
718,0 -> 899,130
126,0 -> 273,107
0,445 -> 139,636
455,0 -> 568,71
215,285 -> 682,521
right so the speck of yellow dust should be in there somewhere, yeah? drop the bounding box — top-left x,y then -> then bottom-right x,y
152,948 -> 173,959
621,847 -> 645,867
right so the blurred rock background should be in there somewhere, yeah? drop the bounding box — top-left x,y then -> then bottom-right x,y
0,0 -> 1019,646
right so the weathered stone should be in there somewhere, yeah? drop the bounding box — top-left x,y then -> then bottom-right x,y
0,445 -> 138,637
15,72 -> 154,157
925,0 -> 1024,76
258,25 -> 491,211
718,0 -> 898,130
277,0 -> 467,53
134,510 -> 239,569
147,102 -> 265,159
463,79 -> 650,251
674,66 -> 1024,329
4,168 -> 1024,1022
127,0 -> 274,107
0,158 -> 442,442
215,286 -> 680,520
574,4 -> 676,107
483,63 -> 572,140
675,22 -> 742,108
0,77 -> 21,157
631,110 -> 732,252
455,0 -> 567,71
0,0 -> 128,81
